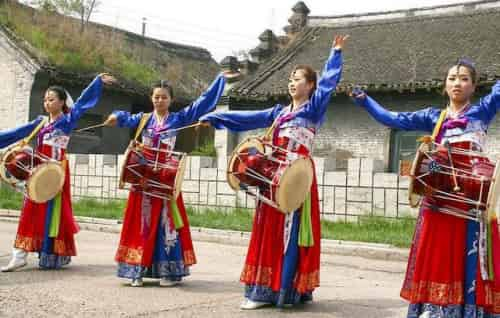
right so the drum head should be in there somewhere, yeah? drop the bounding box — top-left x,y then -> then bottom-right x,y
0,152 -> 17,185
227,137 -> 265,191
276,157 -> 314,213
173,154 -> 187,199
27,162 -> 65,203
408,143 -> 430,208
119,144 -> 135,189
0,145 -> 30,185
486,161 -> 500,222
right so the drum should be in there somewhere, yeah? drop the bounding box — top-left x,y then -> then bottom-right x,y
409,141 -> 500,221
0,143 -> 65,203
227,136 -> 313,214
119,141 -> 187,200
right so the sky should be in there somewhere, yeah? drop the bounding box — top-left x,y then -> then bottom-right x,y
88,0 -> 477,62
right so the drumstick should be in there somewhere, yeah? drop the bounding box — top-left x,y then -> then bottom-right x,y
75,123 -> 107,132
444,140 -> 461,192
157,122 -> 203,135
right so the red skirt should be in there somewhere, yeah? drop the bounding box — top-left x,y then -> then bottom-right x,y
14,161 -> 78,257
240,172 -> 321,294
115,192 -> 196,268
401,199 -> 500,313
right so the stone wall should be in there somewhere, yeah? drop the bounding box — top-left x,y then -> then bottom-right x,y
67,153 -> 418,221
0,28 -> 38,131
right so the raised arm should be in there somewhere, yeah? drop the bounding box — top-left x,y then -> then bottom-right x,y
0,116 -> 45,148
352,90 -> 438,132
176,73 -> 226,125
199,106 -> 284,132
304,35 -> 346,123
478,81 -> 500,124
68,73 -> 115,129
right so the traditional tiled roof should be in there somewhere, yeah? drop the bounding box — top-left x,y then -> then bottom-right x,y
230,1 -> 500,99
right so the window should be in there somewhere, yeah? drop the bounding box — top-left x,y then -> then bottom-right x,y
389,130 -> 426,174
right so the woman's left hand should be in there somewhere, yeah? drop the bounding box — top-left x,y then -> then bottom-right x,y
333,35 -> 349,50
349,87 -> 366,100
222,70 -> 240,79
199,121 -> 211,128
99,73 -> 117,85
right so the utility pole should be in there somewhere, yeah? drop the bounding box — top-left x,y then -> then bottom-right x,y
140,17 -> 147,62
141,17 -> 147,37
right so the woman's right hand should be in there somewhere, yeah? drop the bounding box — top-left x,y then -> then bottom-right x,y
349,87 -> 367,101
199,121 -> 211,128
103,114 -> 118,127
98,73 -> 117,85
333,35 -> 349,50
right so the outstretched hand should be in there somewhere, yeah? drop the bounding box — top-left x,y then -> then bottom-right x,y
222,70 -> 240,79
333,35 -> 349,50
99,73 -> 117,85
103,114 -> 118,127
349,87 -> 367,100
199,121 -> 211,128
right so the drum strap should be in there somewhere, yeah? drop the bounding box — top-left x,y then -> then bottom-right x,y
133,113 -> 152,141
263,117 -> 280,140
431,109 -> 448,141
23,116 -> 48,145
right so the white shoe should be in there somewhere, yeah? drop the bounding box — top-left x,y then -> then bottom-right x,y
240,298 -> 269,310
1,258 -> 27,272
130,278 -> 143,287
419,311 -> 431,318
159,278 -> 179,287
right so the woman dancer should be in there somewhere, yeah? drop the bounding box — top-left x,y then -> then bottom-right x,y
200,35 -> 348,309
351,60 -> 500,317
1,73 -> 115,272
105,73 -> 226,287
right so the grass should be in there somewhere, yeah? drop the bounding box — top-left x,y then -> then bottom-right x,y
322,216 -> 415,248
0,185 -> 415,247
72,198 -> 126,220
186,207 -> 254,232
0,185 -> 23,210
0,2 -> 161,86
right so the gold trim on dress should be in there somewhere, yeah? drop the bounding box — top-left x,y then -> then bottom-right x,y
294,270 -> 320,293
183,250 -> 197,266
53,239 -> 76,256
115,245 -> 143,264
240,264 -> 273,286
14,235 -> 42,252
400,281 -> 463,304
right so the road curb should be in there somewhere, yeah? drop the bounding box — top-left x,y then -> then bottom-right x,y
0,209 -> 409,262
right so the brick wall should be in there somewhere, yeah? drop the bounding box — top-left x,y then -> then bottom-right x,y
67,153 -> 418,221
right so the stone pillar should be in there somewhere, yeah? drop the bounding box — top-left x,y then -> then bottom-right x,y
249,29 -> 279,64
238,59 -> 258,76
214,56 -> 240,171
214,104 -> 229,171
284,2 -> 310,37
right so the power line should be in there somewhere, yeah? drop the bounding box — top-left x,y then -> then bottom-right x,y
90,11 -> 260,54
94,3 -> 259,40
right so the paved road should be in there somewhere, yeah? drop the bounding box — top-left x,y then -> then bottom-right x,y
0,221 -> 409,317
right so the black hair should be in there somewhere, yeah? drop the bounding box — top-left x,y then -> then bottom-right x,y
150,80 -> 174,99
46,85 -> 69,113
441,58 -> 478,105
